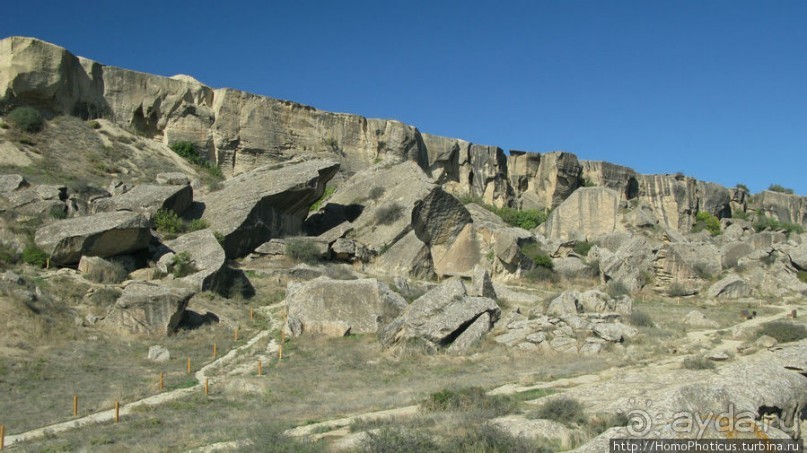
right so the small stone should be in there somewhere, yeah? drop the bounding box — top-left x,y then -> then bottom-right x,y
148,345 -> 170,363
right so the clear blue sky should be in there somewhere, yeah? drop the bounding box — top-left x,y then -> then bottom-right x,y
3,1 -> 806,195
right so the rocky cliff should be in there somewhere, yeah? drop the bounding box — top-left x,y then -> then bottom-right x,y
2,36 -> 805,232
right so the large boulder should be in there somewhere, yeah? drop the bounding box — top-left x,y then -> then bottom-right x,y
199,159 -> 339,258
105,282 -> 193,336
653,242 -> 721,295
543,187 -> 623,241
164,229 -> 227,292
285,277 -> 407,337
34,211 -> 151,265
706,275 -> 751,299
93,183 -> 192,218
380,277 -> 500,351
590,237 -> 657,293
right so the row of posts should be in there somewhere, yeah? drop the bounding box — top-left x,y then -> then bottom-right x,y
0,309 -> 287,449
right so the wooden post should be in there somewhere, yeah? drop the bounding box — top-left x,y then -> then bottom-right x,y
280,329 -> 285,344
234,327 -> 239,341
46,258 -> 50,269
159,372 -> 164,390
1,424 -> 5,450
73,394 -> 78,417
114,401 -> 120,423
250,307 -> 254,321
204,378 -> 209,396
187,358 -> 191,374
278,344 -> 283,361
212,343 -> 217,358
258,360 -> 262,376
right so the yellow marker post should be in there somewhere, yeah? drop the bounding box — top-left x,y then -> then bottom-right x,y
234,327 -> 239,341
114,401 -> 120,423
258,360 -> 263,376
278,344 -> 283,361
73,395 -> 78,417
250,307 -> 254,321
159,372 -> 164,391
187,358 -> 191,375
204,378 -> 209,396
212,343 -> 217,358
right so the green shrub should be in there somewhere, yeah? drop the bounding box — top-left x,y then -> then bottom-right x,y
732,210 -> 750,220
694,211 -> 720,235
85,261 -> 129,284
528,397 -> 587,426
22,244 -> 48,268
442,424 -> 553,453
756,321 -> 807,343
368,186 -> 385,201
169,251 -> 197,278
422,387 -> 517,417
753,216 -> 804,235
49,205 -> 67,220
286,240 -> 320,263
309,186 -> 335,212
573,241 -> 593,256
523,266 -> 559,283
484,205 -> 548,230
606,280 -> 629,297
668,281 -> 689,297
682,356 -> 716,370
187,218 -> 209,231
521,243 -> 553,269
375,203 -> 405,225
152,209 -> 184,236
87,120 -> 101,129
169,141 -> 223,182
735,183 -> 749,192
0,242 -> 20,267
629,310 -> 654,328
768,184 -> 794,194
798,271 -> 807,284
7,106 -> 44,133
359,426 -> 439,453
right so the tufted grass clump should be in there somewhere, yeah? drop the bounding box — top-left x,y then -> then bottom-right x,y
682,355 -> 716,370
528,396 -> 587,426
757,321 -> 807,344
22,244 -> 48,268
7,106 -> 45,133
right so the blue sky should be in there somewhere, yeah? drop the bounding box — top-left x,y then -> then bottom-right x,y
3,1 -> 806,194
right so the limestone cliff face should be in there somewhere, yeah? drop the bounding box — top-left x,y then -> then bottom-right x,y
0,36 -> 789,232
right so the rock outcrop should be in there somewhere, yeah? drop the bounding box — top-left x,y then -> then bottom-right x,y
285,277 -> 407,337
543,187 -> 623,241
93,183 -> 192,218
164,230 -> 227,292
105,282 -> 193,336
199,159 -> 339,258
34,211 -> 151,265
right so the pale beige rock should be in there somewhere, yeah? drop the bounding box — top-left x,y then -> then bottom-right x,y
106,282 -> 193,336
543,187 -> 623,241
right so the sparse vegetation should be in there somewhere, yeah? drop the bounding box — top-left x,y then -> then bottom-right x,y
606,280 -> 629,297
169,141 -> 223,181
484,205 -> 548,230
360,426 -> 439,453
682,355 -> 716,370
85,261 -> 129,284
693,211 -> 720,236
0,242 -> 20,267
309,186 -> 335,212
629,310 -> 654,327
735,183 -> 749,192
753,216 -> 804,235
668,281 -> 689,297
732,210 -> 750,220
7,106 -> 45,133
573,241 -> 593,257
767,184 -> 794,194
422,387 -> 517,417
169,251 -> 197,278
152,209 -> 208,238
798,271 -> 807,284
521,243 -> 553,269
21,244 -> 48,268
756,321 -> 807,343
375,202 -> 405,225
286,239 -> 320,263
368,186 -> 385,201
528,396 -> 587,426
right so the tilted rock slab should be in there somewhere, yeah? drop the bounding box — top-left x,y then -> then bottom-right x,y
285,277 -> 407,337
105,282 -> 193,336
380,277 -> 500,352
34,211 -> 151,265
165,229 -> 227,292
93,183 -> 192,218
543,187 -> 624,241
200,159 -> 339,258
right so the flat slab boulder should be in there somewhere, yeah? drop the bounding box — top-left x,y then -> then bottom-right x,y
34,211 -> 151,265
165,230 -> 227,292
106,282 -> 194,336
285,277 -> 407,337
94,183 -> 193,218
200,159 -> 339,258
380,277 -> 500,351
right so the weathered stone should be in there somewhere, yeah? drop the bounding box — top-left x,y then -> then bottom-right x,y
77,255 -> 125,280
579,337 -> 607,355
546,291 -> 580,317
526,332 -> 547,343
590,237 -> 657,293
156,172 -> 190,185
106,282 -> 193,336
147,345 -> 170,363
165,230 -> 227,292
285,277 -> 406,337
380,277 -> 500,349
35,211 -> 151,265
756,190 -> 807,226
372,230 -> 433,280
654,242 -> 721,294
0,174 -> 28,193
447,312 -> 492,353
330,238 -> 368,262
553,257 -> 598,280
96,183 -> 192,218
635,174 -> 731,232
787,243 -> 807,271
592,322 -> 637,342
755,335 -> 777,348
720,242 -> 754,269
200,159 -> 339,258
549,336 -> 579,353
684,310 -> 719,328
543,187 -> 623,241
467,268 -> 496,298
706,275 -> 751,299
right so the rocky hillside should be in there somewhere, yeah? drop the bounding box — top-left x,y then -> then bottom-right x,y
1,36 -> 806,451
4,36 -> 807,232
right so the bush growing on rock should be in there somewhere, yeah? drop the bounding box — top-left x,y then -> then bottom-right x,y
286,240 -> 320,263
375,202 -> 405,225
7,106 -> 45,132
693,211 -> 721,236
606,280 -> 629,297
22,244 -> 48,268
753,216 -> 803,235
169,141 -> 223,180
521,243 -> 553,269
86,261 -> 129,284
682,355 -> 716,370
528,397 -> 587,426
767,184 -> 794,194
153,209 -> 184,236
573,241 -> 593,256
